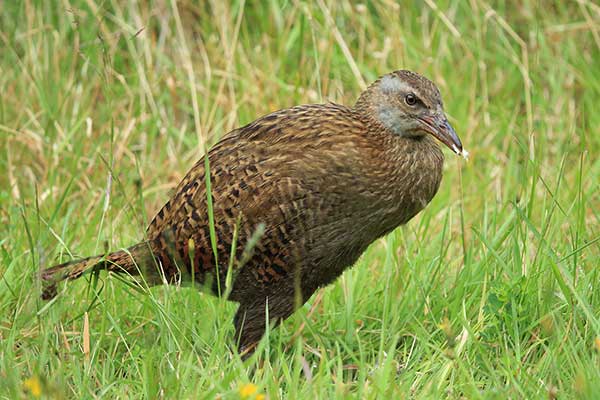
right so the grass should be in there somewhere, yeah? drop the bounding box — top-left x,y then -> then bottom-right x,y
1,0 -> 599,398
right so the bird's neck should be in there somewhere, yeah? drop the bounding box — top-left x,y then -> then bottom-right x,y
363,132 -> 445,225
353,95 -> 409,139
351,97 -> 445,207
353,91 -> 376,126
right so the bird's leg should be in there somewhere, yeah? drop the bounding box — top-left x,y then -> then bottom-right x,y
234,298 -> 289,359
233,303 -> 263,358
234,291 -> 313,359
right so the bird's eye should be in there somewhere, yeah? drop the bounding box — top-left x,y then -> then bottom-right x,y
405,93 -> 417,106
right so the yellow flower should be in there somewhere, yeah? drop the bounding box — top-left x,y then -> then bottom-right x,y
256,395 -> 265,400
594,337 -> 600,352
239,383 -> 258,398
23,376 -> 42,398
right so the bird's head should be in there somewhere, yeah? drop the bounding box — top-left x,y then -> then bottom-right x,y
356,70 -> 466,157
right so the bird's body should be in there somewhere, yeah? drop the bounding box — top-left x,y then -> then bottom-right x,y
42,70 -> 463,354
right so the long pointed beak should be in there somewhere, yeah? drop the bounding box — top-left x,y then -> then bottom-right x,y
418,114 -> 463,155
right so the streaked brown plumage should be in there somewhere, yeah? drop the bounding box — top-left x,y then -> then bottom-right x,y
41,70 -> 465,355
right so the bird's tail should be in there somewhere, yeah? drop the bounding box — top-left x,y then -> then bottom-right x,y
41,241 -> 156,300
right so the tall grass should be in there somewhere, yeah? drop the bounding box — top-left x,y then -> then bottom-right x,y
1,0 -> 599,398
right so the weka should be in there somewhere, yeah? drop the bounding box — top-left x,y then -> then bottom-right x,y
42,70 -> 465,355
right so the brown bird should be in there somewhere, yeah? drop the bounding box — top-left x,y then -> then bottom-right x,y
41,70 -> 465,355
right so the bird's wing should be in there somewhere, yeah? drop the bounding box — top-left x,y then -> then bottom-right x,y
145,103 -> 363,288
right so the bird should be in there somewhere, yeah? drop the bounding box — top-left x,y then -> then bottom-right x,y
41,70 -> 466,356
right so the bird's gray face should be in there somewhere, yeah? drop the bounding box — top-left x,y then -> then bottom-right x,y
374,73 -> 463,155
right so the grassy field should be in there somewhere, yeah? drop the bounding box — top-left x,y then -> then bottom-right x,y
1,0 -> 599,398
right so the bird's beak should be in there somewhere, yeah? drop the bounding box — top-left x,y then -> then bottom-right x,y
418,114 -> 463,155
